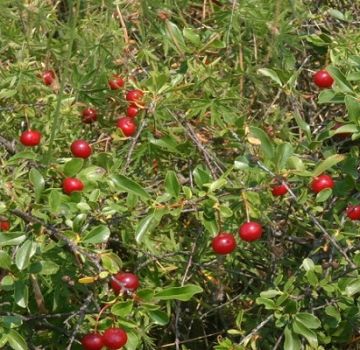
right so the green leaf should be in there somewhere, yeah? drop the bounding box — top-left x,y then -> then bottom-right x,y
83,225 -> 110,244
15,240 -> 37,271
260,289 -> 282,298
284,326 -> 301,350
318,90 -> 344,104
48,190 -> 62,213
0,250 -> 12,269
345,278 -> 360,296
248,126 -> 274,159
301,258 -> 315,271
315,188 -> 332,202
294,113 -> 311,140
109,174 -> 150,201
111,301 -> 133,317
165,171 -> 180,198
193,166 -> 212,188
331,124 -> 358,135
149,310 -> 170,325
258,68 -> 283,86
204,178 -> 227,192
135,210 -> 163,243
292,319 -> 318,347
312,154 -> 346,177
64,158 -> 84,177
275,143 -> 293,171
155,284 -> 203,301
79,166 -> 106,182
295,313 -> 321,329
101,253 -> 122,274
345,96 -> 360,123
14,281 -> 28,308
287,156 -> 305,171
183,28 -> 201,46
6,329 -> 28,350
29,168 -> 45,202
256,297 -> 276,310
0,233 -> 26,247
327,65 -> 353,93
165,21 -> 187,54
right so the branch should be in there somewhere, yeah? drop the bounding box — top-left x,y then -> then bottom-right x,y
239,314 -> 273,345
0,134 -> 17,154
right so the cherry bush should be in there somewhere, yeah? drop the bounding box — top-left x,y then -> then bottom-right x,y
0,1 -> 360,349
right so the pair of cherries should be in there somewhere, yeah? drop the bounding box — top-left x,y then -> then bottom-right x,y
82,328 -> 127,350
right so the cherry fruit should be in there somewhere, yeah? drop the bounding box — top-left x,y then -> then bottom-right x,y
239,221 -> 263,242
0,220 -> 10,232
271,183 -> 288,196
71,140 -> 92,158
346,205 -> 360,221
109,75 -> 125,90
126,89 -> 143,103
20,130 -> 42,147
212,233 -> 236,254
82,108 -> 97,124
102,328 -> 128,349
42,70 -> 55,86
310,174 -> 334,193
126,105 -> 138,118
116,117 -> 137,137
313,70 -> 334,89
81,333 -> 104,350
111,272 -> 140,294
63,178 -> 84,194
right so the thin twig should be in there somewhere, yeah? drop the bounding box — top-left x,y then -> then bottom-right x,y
239,314 -> 273,345
66,292 -> 94,350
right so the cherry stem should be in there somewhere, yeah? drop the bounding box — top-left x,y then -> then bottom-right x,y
95,303 -> 112,331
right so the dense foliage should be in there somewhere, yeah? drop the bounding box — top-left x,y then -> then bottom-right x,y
0,1 -> 360,349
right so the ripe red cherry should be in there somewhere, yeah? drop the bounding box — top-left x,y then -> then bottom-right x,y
111,272 -> 140,294
42,70 -> 55,86
109,75 -> 125,90
126,89 -> 143,102
271,183 -> 288,196
82,108 -> 97,123
212,233 -> 236,254
239,221 -> 263,242
116,117 -> 137,137
81,333 -> 104,350
20,130 -> 42,147
102,328 -> 127,350
0,220 -> 10,232
126,105 -> 138,118
62,177 -> 84,194
71,140 -> 92,158
310,174 -> 334,193
313,70 -> 334,88
346,205 -> 360,221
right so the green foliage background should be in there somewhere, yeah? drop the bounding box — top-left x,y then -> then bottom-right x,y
0,0 -> 360,349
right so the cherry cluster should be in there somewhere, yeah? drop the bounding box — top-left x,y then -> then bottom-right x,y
212,173 -> 359,255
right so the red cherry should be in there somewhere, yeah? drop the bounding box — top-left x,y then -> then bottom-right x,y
116,117 -> 137,137
62,177 -> 84,194
20,130 -> 42,147
313,70 -> 334,88
71,140 -> 92,158
239,221 -> 263,242
111,272 -> 140,294
126,89 -> 143,102
102,328 -> 127,350
0,220 -> 10,232
81,333 -> 104,350
82,108 -> 97,124
211,233 -> 236,254
310,174 -> 334,193
346,205 -> 360,221
42,70 -> 55,86
109,75 -> 125,90
271,183 -> 288,196
126,105 -> 138,118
